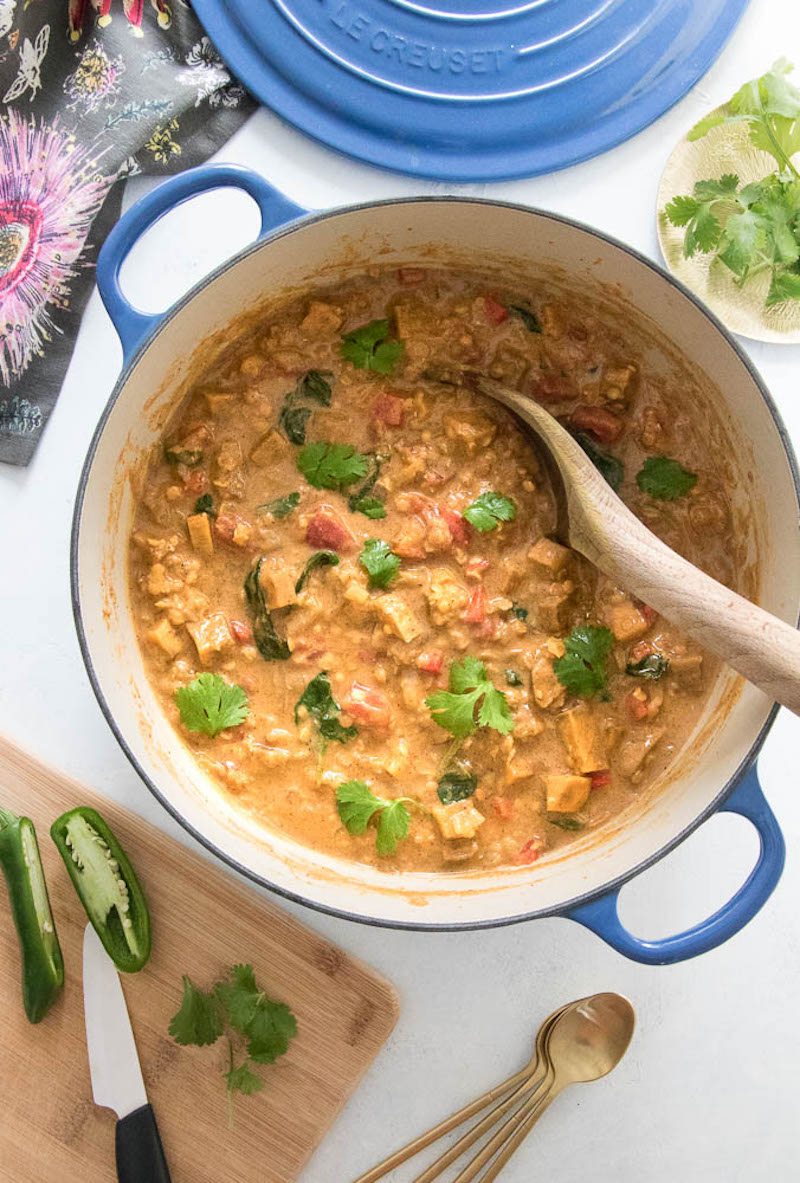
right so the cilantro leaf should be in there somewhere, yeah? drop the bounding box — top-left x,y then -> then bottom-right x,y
295,550 -> 339,594
689,60 -> 800,176
295,671 -> 358,746
350,496 -> 387,520
174,674 -> 249,738
463,491 -> 517,533
341,319 -> 405,375
258,492 -> 300,519
297,441 -> 370,490
553,625 -> 614,699
425,657 -> 514,738
215,964 -> 262,1033
225,1059 -> 265,1097
169,975 -> 224,1046
215,964 -> 298,1064
636,456 -> 698,500
359,538 -> 401,588
437,769 -> 478,805
767,268 -> 800,306
335,780 -> 412,856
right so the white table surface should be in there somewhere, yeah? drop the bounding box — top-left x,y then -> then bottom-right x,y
3,0 -> 800,1178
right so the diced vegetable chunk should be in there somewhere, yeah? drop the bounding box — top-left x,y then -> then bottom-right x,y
186,512 -> 214,556
529,537 -> 571,573
146,617 -> 183,658
432,801 -> 486,841
558,705 -> 607,774
306,506 -> 356,553
543,774 -> 591,814
258,559 -> 297,610
569,405 -> 623,444
186,612 -> 234,665
342,683 -> 391,729
373,593 -> 426,643
607,600 -> 650,642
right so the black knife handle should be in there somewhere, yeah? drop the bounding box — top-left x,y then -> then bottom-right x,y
115,1104 -> 172,1183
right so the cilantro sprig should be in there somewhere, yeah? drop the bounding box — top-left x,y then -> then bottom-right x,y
340,319 -> 404,375
463,491 -> 517,533
174,674 -> 249,737
425,656 -> 514,739
359,538 -> 401,588
553,625 -> 614,699
636,456 -> 697,500
297,441 -> 369,490
168,964 -> 297,1108
665,61 -> 800,309
335,780 -> 412,856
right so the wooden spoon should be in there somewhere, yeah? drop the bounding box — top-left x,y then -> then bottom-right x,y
472,376 -> 800,716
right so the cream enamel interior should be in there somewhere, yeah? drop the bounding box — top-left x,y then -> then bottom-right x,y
74,200 -> 800,926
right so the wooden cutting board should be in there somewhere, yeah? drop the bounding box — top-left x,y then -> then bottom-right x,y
0,735 -> 399,1182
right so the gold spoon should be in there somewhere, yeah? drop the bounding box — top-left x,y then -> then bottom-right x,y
351,1001 -> 571,1183
471,375 -> 800,717
450,991 -> 636,1183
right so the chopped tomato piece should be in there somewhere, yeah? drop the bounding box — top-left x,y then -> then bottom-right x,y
397,266 -> 425,285
530,373 -> 577,403
417,650 -> 444,675
214,511 -> 251,546
516,838 -> 543,865
442,507 -> 471,546
589,769 -> 612,790
372,393 -> 406,427
184,468 -> 209,494
306,506 -> 356,553
492,797 -> 514,820
483,296 -> 509,325
342,682 -> 391,729
476,616 -> 498,639
569,404 -> 623,444
636,602 -> 659,626
628,640 -> 654,663
229,619 -> 253,644
464,585 -> 487,624
625,692 -> 649,722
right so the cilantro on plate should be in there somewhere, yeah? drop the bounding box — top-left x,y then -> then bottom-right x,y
174,674 -> 249,738
553,625 -> 614,699
425,656 -> 514,739
463,491 -> 517,533
636,456 -> 697,500
335,780 -> 412,856
340,319 -> 404,375
359,538 -> 401,588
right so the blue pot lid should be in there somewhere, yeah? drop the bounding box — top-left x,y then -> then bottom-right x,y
193,0 -> 749,182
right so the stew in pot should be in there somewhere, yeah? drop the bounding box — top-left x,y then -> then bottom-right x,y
128,268 -> 738,871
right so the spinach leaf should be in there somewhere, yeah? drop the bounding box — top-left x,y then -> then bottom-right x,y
193,493 -> 216,517
509,304 -> 542,333
626,654 -> 670,680
164,446 -> 204,467
295,550 -> 339,594
295,672 -> 357,745
278,370 -> 335,444
348,453 -> 387,519
509,603 -> 528,621
296,370 -> 333,406
279,404 -> 312,446
437,770 -> 478,805
548,815 -> 585,831
504,669 -> 524,687
244,559 -> 291,661
258,492 -> 300,519
571,431 -> 624,493
636,456 -> 697,500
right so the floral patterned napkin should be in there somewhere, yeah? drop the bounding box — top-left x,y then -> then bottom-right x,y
0,1 -> 255,465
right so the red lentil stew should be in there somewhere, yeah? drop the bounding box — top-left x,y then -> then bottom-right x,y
129,268 -> 737,872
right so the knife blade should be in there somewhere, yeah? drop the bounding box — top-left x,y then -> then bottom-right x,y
83,924 -> 172,1182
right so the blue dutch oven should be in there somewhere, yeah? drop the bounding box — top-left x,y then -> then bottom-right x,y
72,165 -> 797,962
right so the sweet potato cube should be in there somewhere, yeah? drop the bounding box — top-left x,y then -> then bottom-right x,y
607,600 -> 649,642
259,559 -> 297,610
529,537 -> 572,573
558,705 -> 607,773
249,430 -> 281,466
544,774 -> 591,814
186,512 -> 214,556
186,612 -> 233,664
374,593 -> 425,643
432,801 -> 486,841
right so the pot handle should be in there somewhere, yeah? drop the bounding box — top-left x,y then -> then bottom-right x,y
565,764 -> 784,964
96,164 -> 308,362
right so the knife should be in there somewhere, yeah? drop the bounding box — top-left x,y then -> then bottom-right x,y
83,923 -> 172,1183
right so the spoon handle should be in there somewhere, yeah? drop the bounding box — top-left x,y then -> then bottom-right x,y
575,495 -> 800,716
351,1066 -> 531,1183
411,1071 -> 547,1183
450,1084 -> 555,1183
476,1091 -> 558,1183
